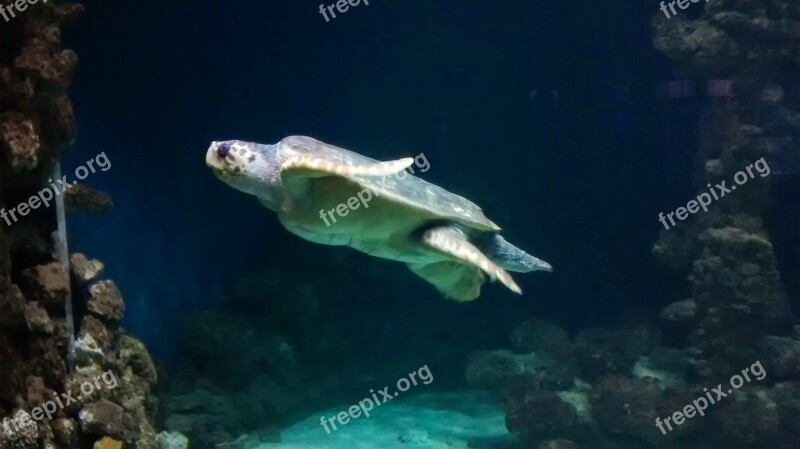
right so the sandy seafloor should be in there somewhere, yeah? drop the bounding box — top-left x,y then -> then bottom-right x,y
258,391 -> 522,449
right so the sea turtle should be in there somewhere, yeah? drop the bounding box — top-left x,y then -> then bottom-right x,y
205,135 -> 552,301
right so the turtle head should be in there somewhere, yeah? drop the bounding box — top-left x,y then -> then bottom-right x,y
206,140 -> 283,209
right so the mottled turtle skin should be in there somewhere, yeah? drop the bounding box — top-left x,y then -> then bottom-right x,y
206,135 -> 551,301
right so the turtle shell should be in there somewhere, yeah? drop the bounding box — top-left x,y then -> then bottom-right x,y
279,135 -> 500,232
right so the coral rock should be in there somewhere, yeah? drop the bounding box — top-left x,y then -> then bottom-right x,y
1,409 -> 39,444
7,225 -> 51,260
574,328 -> 647,379
510,318 -> 572,357
0,112 -> 40,170
23,301 -> 54,334
16,42 -> 78,89
54,3 -> 85,23
155,432 -> 189,449
79,399 -> 131,439
116,335 -> 158,385
65,184 -> 113,214
87,280 -> 125,323
79,315 -> 114,353
52,418 -> 77,447
660,298 -> 697,322
504,388 -> 578,443
28,336 -> 67,388
25,376 -> 54,411
466,350 -> 576,391
0,283 -> 28,331
65,365 -> 108,409
713,392 -> 779,446
704,158 -> 725,176
592,375 -> 696,444
0,227 -> 11,288
70,253 -> 104,284
770,382 -> 800,442
21,262 -> 69,310
652,227 -> 693,270
757,336 -> 800,381
73,333 -> 106,366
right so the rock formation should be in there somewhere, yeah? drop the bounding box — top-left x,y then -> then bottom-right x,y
0,3 -> 160,449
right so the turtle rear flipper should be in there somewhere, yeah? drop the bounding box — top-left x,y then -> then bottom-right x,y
419,225 -> 522,295
408,261 -> 485,302
474,234 -> 553,273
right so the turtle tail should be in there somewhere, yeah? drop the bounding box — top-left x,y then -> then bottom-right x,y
474,234 -> 552,273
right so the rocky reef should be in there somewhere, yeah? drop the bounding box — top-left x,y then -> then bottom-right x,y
0,2 -> 163,449
650,0 -> 800,445
651,0 -> 798,365
474,2 -> 800,447
467,317 -> 800,448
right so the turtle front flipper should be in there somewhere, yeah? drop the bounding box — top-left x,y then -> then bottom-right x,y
418,225 -> 522,296
281,155 -> 414,178
279,155 -> 414,213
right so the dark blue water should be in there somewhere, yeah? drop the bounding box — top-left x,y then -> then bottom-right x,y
63,0 -> 685,359
57,1 -> 800,447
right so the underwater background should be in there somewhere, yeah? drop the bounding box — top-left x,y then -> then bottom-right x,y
1,0 -> 799,448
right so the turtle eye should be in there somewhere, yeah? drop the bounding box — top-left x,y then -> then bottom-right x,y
216,143 -> 231,159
